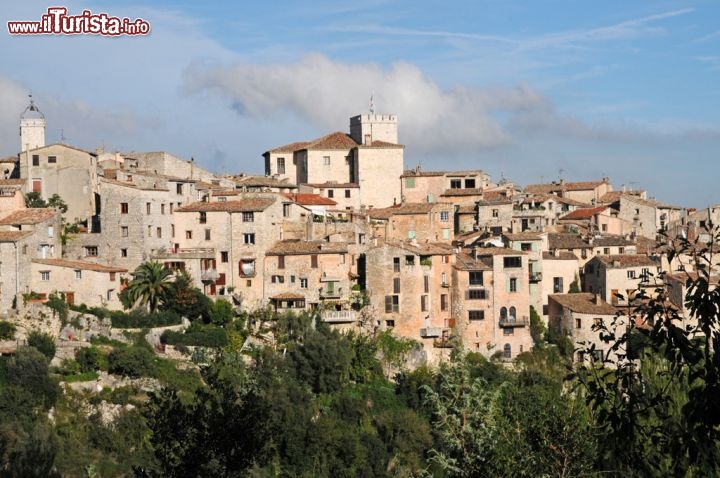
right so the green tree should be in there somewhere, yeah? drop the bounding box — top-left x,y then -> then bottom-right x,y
24,192 -> 47,209
207,298 -> 234,326
572,226 -> 720,476
47,194 -> 68,214
162,270 -> 209,321
108,346 -> 155,378
27,331 -> 56,360
0,321 -> 16,340
122,262 -> 174,312
569,273 -> 581,293
529,305 -> 546,344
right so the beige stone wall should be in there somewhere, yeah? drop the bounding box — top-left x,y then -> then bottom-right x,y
20,144 -> 97,224
401,175 -> 446,203
356,148 -> 403,209
477,203 -> 513,232
29,263 -> 126,309
618,196 -> 657,239
306,149 -> 353,185
540,257 -> 580,318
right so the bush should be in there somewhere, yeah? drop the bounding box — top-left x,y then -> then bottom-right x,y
27,330 -> 56,360
75,346 -> 108,372
64,371 -> 99,382
110,310 -> 181,328
160,323 -> 228,348
107,346 -> 155,378
0,320 -> 16,340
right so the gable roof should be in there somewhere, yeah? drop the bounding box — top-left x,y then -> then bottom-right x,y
0,230 -> 32,242
593,254 -> 659,268
560,205 -> 610,220
283,193 -> 336,206
32,258 -> 127,273
266,240 -> 349,256
304,132 -> 359,150
0,208 -> 57,225
524,179 -> 607,195
549,293 -> 618,315
176,198 -> 275,213
266,141 -> 311,154
548,233 -> 591,250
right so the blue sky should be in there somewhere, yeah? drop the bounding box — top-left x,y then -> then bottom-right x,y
1,0 -> 718,207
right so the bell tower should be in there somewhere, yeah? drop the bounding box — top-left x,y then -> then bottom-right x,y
20,94 -> 45,152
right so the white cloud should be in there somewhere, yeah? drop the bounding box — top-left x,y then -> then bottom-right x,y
182,54 -> 550,152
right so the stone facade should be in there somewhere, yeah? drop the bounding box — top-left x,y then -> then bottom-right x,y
368,202 -> 455,243
30,258 -> 127,309
583,254 -> 662,305
19,144 -> 98,225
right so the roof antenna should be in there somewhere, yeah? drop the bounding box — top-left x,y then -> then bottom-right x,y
369,91 -> 374,115
60,129 -> 66,144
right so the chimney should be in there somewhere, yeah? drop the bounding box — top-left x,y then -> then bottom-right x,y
471,246 -> 478,260
593,293 -> 601,305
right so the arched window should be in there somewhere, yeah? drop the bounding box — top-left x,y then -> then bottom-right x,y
509,306 -> 516,321
503,343 -> 511,359
500,307 -> 507,320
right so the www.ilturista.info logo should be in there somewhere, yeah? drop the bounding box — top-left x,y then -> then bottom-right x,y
8,7 -> 150,36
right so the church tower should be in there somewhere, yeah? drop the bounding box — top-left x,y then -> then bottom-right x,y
20,95 -> 45,152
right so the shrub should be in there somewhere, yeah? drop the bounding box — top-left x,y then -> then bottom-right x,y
75,346 -> 108,372
27,330 -> 56,360
107,346 -> 155,378
109,310 -> 181,328
160,323 -> 228,348
0,320 -> 16,340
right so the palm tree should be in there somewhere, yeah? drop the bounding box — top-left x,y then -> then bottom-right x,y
123,261 -> 174,312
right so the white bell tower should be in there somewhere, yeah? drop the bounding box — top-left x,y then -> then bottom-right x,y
20,94 -> 45,152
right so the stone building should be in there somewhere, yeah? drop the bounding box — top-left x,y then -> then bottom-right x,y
365,241 -> 456,363
455,247 -> 534,359
263,113 -> 404,209
30,258 -> 127,309
548,293 -> 620,363
400,169 -> 491,204
583,254 -> 662,305
264,239 -> 354,314
19,143 -> 98,226
524,178 -> 613,205
367,202 -> 455,243
476,192 -> 514,234
0,208 -> 62,312
540,251 -> 580,318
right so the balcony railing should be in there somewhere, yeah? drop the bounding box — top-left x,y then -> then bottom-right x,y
499,316 -> 529,327
420,327 -> 443,338
321,310 -> 357,323
319,287 -> 343,299
201,269 -> 220,282
529,272 -> 542,282
153,247 -> 215,259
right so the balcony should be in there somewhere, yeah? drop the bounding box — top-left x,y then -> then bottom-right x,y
529,272 -> 542,282
201,269 -> 220,282
321,310 -> 357,323
441,281 -> 450,288
499,316 -> 529,327
153,247 -> 215,260
319,287 -> 343,299
420,326 -> 443,338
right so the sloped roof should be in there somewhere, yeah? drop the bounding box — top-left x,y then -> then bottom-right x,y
305,132 -> 359,150
32,258 -> 127,273
542,251 -> 578,260
592,235 -> 635,247
283,193 -> 336,206
0,208 -> 57,225
176,198 -> 275,213
235,175 -> 297,188
367,202 -> 451,219
0,179 -> 25,186
441,188 -> 484,197
548,233 -> 591,250
560,205 -> 610,220
594,254 -> 659,269
266,240 -> 348,255
549,293 -> 618,315
503,232 -> 543,241
270,293 -> 306,300
524,180 -> 607,194
454,252 -> 493,271
0,230 -> 32,242
266,141 -> 311,154
362,140 -> 403,148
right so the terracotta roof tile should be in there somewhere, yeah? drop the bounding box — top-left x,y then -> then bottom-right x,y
0,208 -> 57,225
235,176 -> 297,188
363,140 -> 403,148
549,293 -> 618,315
283,193 -> 336,206
0,230 -> 32,242
548,233 -> 591,250
441,188 -> 484,197
305,132 -> 359,150
560,205 -> 610,220
267,240 -> 349,256
454,252 -> 493,271
503,232 -> 543,241
524,180 -> 607,194
266,141 -> 311,154
388,241 -> 455,256
32,258 -> 127,273
304,182 -> 359,188
592,235 -> 635,247
176,198 -> 275,213
542,251 -> 578,260
270,293 -> 306,300
594,254 -> 659,268
0,179 -> 25,186
367,202 -> 452,219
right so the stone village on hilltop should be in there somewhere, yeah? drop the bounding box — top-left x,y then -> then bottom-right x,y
1,97 -> 716,365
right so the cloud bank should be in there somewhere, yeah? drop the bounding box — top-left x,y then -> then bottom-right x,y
182,54 -> 551,152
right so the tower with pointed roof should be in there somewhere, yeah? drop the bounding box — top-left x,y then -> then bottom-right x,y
20,95 -> 45,152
